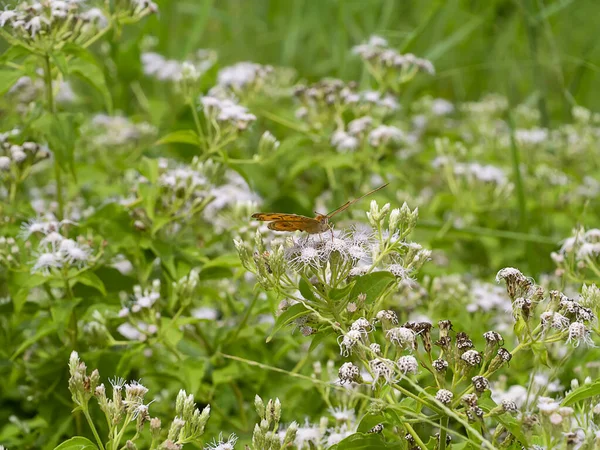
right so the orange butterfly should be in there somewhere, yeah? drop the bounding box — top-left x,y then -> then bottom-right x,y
252,183 -> 389,234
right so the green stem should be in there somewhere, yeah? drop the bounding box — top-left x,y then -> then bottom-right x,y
43,53 -> 65,220
82,408 -> 106,450
404,423 -> 427,449
439,416 -> 449,450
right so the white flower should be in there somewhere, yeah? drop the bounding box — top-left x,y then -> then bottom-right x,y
294,422 -> 323,449
567,322 -> 594,347
191,307 -> 218,320
0,156 -> 11,170
59,239 -> 91,266
337,329 -> 362,356
25,16 -> 45,37
32,251 -> 63,274
515,128 -> 548,145
217,62 -> 272,89
331,130 -> 359,152
80,8 -> 108,28
386,327 -> 416,349
368,125 -> 404,147
329,407 -> 355,423
0,9 -> 17,27
396,355 -> 418,374
431,98 -> 454,115
117,323 -> 146,341
369,358 -> 396,387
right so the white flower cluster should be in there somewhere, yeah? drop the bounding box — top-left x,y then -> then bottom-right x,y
202,170 -> 262,232
0,0 -> 108,40
141,49 -> 216,82
0,128 -> 50,173
117,279 -> 161,341
432,156 -> 511,187
200,96 -> 257,131
217,61 -> 274,90
20,216 -> 93,275
553,227 -> 600,263
330,116 -> 405,152
352,35 -> 435,75
87,114 -> 157,148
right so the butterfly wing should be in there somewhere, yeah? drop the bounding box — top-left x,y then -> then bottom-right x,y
267,219 -> 320,232
251,213 -> 312,222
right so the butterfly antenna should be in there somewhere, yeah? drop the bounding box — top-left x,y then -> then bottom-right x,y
327,183 -> 389,218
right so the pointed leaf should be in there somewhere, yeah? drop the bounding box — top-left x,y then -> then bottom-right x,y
348,272 -> 395,305
156,129 -> 201,147
54,436 -> 98,450
266,303 -> 309,343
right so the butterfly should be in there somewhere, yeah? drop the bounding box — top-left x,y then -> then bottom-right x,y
251,183 -> 388,234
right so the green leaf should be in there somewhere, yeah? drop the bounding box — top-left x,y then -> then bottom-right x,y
299,278 -> 318,302
0,45 -> 31,64
531,341 -> 549,367
72,271 -> 107,296
329,283 -> 354,301
11,322 -> 57,360
0,69 -> 22,96
348,272 -> 395,305
52,53 -> 69,76
563,379 -> 600,406
308,329 -> 334,352
356,414 -> 386,433
9,272 -> 49,314
54,436 -> 98,450
331,433 -> 402,449
36,112 -> 80,177
266,303 -> 309,342
67,47 -> 112,111
156,129 -> 202,147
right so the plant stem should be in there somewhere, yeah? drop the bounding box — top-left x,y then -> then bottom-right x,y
43,53 -> 65,220
82,408 -> 106,450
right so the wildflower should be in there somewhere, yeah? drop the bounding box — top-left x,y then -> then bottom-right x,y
337,329 -> 362,356
435,389 -> 453,405
59,239 -> 91,266
375,309 -> 399,326
396,355 -> 418,375
338,362 -> 360,384
347,116 -> 373,135
368,125 -> 404,147
501,400 -> 518,413
551,312 -> 570,330
205,433 -> 238,450
328,407 -> 355,423
369,343 -> 381,355
456,332 -> 474,350
217,62 -> 273,90
567,322 -> 594,347
496,267 -> 531,298
31,251 -> 63,274
350,318 -> 373,334
386,263 -> 411,280
331,130 -> 359,152
537,397 -> 560,415
483,331 -> 503,345
290,244 -> 321,269
471,376 -> 490,393
431,98 -> 454,115
460,350 -> 482,367
433,359 -> 448,372
294,421 -> 323,449
385,327 -> 416,349
370,358 -> 396,387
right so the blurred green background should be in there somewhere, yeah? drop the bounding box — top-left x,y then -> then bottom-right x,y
138,0 -> 600,121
